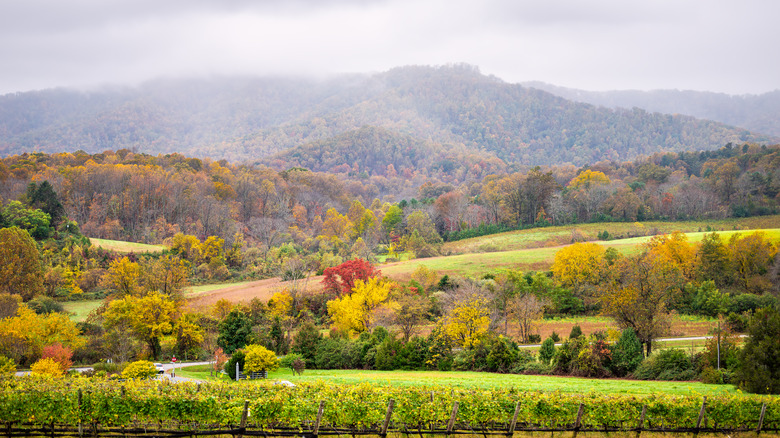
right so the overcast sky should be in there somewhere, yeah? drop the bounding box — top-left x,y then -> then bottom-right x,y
1,0 -> 778,96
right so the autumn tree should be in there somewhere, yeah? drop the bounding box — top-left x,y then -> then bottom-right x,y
599,251 -> 685,356
0,227 -> 44,300
646,231 -> 697,281
103,292 -> 178,360
696,232 -> 732,287
0,304 -> 83,365
143,254 -> 189,300
728,232 -> 777,293
327,277 -> 394,335
441,283 -> 491,349
175,313 -> 204,359
393,293 -> 428,341
551,242 -> 606,304
105,257 -> 142,297
508,293 -> 546,343
244,344 -> 280,374
322,259 -> 380,297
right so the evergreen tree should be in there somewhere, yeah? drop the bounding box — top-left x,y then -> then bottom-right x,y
538,337 -> 556,365
217,310 -> 253,354
734,307 -> 780,394
610,328 -> 645,377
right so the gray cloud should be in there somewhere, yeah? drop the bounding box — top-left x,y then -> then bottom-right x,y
0,0 -> 777,95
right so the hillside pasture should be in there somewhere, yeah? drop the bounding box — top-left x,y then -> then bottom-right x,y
442,215 -> 780,254
88,238 -> 166,254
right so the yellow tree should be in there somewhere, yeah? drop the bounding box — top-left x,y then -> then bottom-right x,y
142,254 -> 189,300
105,256 -> 141,296
103,292 -> 178,360
174,313 -> 204,360
327,277 -> 394,335
442,285 -> 491,349
0,227 -> 44,300
728,231 -> 778,292
0,305 -> 84,364
646,231 -> 697,281
551,242 -> 607,302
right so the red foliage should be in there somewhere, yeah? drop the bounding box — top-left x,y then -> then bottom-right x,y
321,259 -> 380,296
41,343 -> 73,372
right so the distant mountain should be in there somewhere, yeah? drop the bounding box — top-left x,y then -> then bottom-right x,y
0,65 -> 775,168
524,81 -> 780,137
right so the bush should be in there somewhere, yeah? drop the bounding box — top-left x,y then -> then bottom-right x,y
224,350 -> 246,380
121,360 -> 157,379
634,349 -> 693,380
514,361 -> 551,375
41,343 -> 73,372
315,338 -> 347,369
31,358 -> 64,377
485,337 -> 518,373
569,325 -> 583,339
291,321 -> 322,362
92,361 -> 124,375
245,344 -> 280,374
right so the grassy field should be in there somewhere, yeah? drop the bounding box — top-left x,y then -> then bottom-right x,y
175,364 -> 738,396
382,227 -> 780,280
62,300 -> 103,322
443,215 -> 780,255
89,238 -> 166,253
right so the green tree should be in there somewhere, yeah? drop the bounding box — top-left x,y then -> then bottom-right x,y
734,307 -> 780,394
291,321 -> 322,362
217,309 -> 253,354
609,328 -> 644,377
0,227 -> 44,300
538,337 -> 556,365
2,201 -> 52,239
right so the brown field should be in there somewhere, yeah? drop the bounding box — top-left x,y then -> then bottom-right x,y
186,276 -> 325,309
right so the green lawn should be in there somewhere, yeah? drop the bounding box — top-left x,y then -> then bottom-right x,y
176,364 -> 738,397
62,300 -> 102,322
89,238 -> 166,253
185,280 -> 257,297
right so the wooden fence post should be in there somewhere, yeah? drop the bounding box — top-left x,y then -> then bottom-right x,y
77,389 -> 83,438
381,399 -> 395,437
696,397 -> 707,430
572,403 -> 585,438
312,401 -> 325,437
236,400 -> 249,438
507,401 -> 521,437
446,402 -> 459,436
757,403 -> 767,435
635,404 -> 647,438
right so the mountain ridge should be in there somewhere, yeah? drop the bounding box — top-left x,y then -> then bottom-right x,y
0,65 -> 775,168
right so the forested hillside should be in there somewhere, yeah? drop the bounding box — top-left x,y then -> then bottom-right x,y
0,65 -> 773,166
526,82 -> 780,137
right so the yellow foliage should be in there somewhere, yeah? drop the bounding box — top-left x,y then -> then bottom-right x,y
0,305 -> 84,360
567,170 -> 611,190
646,231 -> 697,280
268,290 -> 293,321
444,292 -> 490,348
551,242 -> 606,289
327,277 -> 394,335
121,360 -> 158,379
244,344 -> 280,373
106,257 -> 141,296
30,358 -> 64,377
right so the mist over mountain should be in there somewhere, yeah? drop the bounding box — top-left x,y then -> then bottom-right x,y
524,81 -> 780,138
0,65 -> 775,168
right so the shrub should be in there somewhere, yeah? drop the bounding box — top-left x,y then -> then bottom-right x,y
315,338 -> 347,369
538,337 -> 556,365
224,350 -> 246,380
121,360 -> 157,379
569,325 -> 583,339
610,328 -> 644,377
31,358 -> 64,377
244,344 -> 279,374
291,321 -> 322,362
485,337 -> 517,373
634,349 -> 693,380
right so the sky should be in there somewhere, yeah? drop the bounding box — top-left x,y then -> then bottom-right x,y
1,0 -> 778,96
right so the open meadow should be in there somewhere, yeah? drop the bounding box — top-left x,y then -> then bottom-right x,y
88,238 -> 166,254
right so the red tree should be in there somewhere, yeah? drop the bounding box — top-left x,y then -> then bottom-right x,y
321,259 -> 380,296
41,343 -> 73,372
